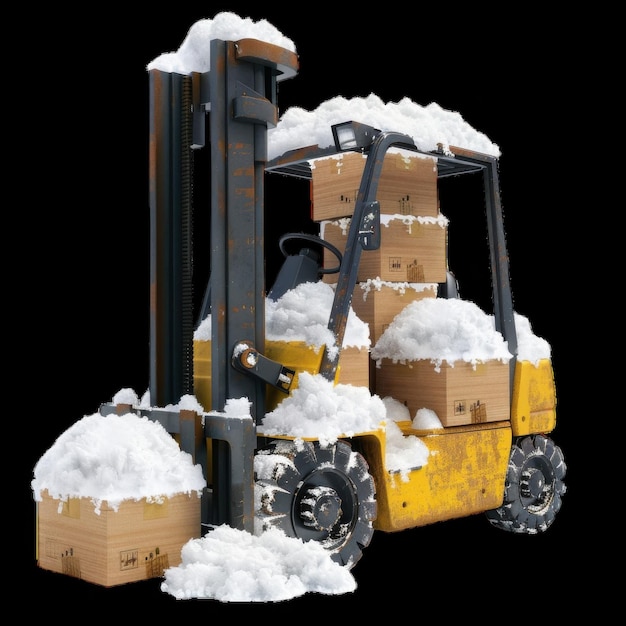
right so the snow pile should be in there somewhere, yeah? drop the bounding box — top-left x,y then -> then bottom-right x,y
371,298 -> 512,371
195,281 -> 370,361
268,94 -> 500,160
260,371 -> 384,446
147,12 -> 296,74
382,397 -> 431,480
145,13 -> 499,160
161,525 -> 355,602
514,313 -> 551,365
31,412 -> 206,514
266,281 -> 370,359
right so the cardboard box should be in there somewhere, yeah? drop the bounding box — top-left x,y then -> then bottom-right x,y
351,281 -> 437,344
36,491 -> 201,587
374,359 -> 510,427
336,345 -> 370,387
321,214 -> 448,283
311,151 -> 439,221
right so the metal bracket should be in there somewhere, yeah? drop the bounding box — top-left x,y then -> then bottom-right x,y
232,341 -> 295,393
359,200 -> 380,250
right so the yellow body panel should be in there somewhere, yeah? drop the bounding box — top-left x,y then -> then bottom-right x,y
510,358 -> 557,436
193,341 -> 556,532
264,340 -> 326,411
194,338 -> 337,414
359,421 -> 512,532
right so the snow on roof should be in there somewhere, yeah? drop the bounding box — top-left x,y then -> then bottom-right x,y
147,11 -> 296,74
145,12 -> 500,160
268,94 -> 501,160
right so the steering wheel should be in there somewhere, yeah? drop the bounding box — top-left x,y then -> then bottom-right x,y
279,233 -> 343,275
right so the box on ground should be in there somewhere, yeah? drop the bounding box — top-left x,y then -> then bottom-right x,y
374,359 -> 510,427
311,151 -> 439,221
351,281 -> 437,344
36,491 -> 201,587
321,214 -> 447,283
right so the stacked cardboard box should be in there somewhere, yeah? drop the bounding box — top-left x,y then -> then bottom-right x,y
374,359 -> 510,427
309,146 -> 512,430
351,281 -> 438,344
36,491 -> 201,587
310,148 -> 447,398
308,147 -> 510,429
310,151 -> 439,221
320,214 -> 448,284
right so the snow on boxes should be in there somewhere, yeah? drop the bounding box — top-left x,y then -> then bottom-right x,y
32,410 -> 206,587
370,298 -> 513,427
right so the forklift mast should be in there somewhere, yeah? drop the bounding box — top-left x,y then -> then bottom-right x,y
149,38 -> 298,417
102,38 -> 299,534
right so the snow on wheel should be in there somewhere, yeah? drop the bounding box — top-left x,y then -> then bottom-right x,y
254,439 -> 377,569
486,434 -> 566,534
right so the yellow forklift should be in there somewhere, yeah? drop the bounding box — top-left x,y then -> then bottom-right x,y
91,36 -> 566,569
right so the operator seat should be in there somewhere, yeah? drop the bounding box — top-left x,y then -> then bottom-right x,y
268,247 -> 321,301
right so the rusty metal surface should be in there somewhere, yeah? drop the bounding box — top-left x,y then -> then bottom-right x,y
234,38 -> 299,81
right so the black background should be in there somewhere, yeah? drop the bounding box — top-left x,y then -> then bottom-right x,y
21,5 -> 595,614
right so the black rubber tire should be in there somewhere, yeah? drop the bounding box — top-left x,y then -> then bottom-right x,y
486,434 -> 566,534
278,232 -> 343,274
254,439 -> 377,568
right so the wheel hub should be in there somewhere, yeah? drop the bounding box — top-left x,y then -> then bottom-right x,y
299,485 -> 342,531
520,467 -> 545,501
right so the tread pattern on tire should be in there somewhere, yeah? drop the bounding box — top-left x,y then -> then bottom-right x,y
254,439 -> 377,568
486,434 -> 566,534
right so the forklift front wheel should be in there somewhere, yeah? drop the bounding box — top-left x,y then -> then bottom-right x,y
279,233 -> 343,274
254,439 -> 377,569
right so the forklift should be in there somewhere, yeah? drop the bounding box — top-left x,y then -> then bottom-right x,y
91,35 -> 566,570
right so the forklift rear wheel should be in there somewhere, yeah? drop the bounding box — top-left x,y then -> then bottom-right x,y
486,434 -> 566,534
279,233 -> 343,274
254,439 -> 377,568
